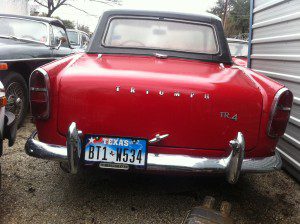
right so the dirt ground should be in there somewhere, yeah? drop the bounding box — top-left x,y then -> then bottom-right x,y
0,119 -> 299,224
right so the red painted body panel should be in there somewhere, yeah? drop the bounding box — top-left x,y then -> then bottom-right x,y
232,57 -> 248,67
57,54 -> 261,150
35,53 -> 284,158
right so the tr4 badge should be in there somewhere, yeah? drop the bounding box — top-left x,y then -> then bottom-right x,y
220,112 -> 238,121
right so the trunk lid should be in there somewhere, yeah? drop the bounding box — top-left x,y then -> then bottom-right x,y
57,54 -> 262,150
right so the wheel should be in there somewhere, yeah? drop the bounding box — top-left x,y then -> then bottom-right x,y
2,72 -> 28,128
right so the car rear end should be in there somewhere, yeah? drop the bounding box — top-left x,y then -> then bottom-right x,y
24,10 -> 293,184
26,54 -> 293,184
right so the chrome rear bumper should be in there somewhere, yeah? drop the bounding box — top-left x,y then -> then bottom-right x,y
25,122 -> 282,184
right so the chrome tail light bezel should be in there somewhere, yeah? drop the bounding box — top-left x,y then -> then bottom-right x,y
29,68 -> 50,119
267,87 -> 293,138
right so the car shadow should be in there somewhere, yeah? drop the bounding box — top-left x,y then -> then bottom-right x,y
59,168 -> 297,223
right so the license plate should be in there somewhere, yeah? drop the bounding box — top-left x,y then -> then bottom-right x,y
84,135 -> 147,167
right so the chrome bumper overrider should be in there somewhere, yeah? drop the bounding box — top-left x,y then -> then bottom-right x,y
25,122 -> 282,184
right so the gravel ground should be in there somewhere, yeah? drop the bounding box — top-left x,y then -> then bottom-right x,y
0,119 -> 299,224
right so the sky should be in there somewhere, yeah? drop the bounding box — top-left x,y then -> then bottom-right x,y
30,0 -> 218,32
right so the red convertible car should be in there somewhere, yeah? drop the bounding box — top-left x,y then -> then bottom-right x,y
25,10 -> 293,184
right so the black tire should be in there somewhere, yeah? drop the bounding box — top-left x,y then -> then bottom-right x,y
2,72 -> 28,128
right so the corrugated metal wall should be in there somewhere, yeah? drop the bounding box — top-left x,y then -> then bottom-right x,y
249,0 -> 300,180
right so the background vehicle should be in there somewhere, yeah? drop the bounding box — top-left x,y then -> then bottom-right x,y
26,10 -> 292,184
227,38 -> 248,67
0,81 -> 17,188
0,14 -> 73,127
67,29 -> 90,50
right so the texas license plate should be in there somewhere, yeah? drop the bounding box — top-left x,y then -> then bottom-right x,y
84,135 -> 147,168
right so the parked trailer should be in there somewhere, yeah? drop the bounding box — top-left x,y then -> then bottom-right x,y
248,0 -> 300,180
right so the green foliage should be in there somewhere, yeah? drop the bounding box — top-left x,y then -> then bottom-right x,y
210,0 -> 226,19
59,19 -> 75,29
209,0 -> 250,38
77,24 -> 90,34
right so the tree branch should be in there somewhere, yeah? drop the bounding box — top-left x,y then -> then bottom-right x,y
35,0 -> 121,17
62,3 -> 98,17
33,0 -> 48,8
89,0 -> 120,6
57,0 -> 68,7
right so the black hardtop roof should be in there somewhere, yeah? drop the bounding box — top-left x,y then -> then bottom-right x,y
88,9 -> 232,64
0,14 -> 65,28
102,9 -> 221,23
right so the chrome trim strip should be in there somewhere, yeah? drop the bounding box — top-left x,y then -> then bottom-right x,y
25,125 -> 282,184
154,53 -> 168,59
0,57 -> 60,63
65,53 -> 84,70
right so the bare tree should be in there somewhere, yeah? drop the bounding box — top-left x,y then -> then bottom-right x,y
222,0 -> 229,28
33,0 -> 121,17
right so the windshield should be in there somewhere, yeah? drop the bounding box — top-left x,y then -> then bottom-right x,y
0,17 -> 48,44
103,18 -> 218,54
67,30 -> 79,45
228,42 -> 248,57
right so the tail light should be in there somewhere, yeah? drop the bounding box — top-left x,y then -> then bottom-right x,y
0,96 -> 7,107
29,68 -> 50,119
268,88 -> 293,138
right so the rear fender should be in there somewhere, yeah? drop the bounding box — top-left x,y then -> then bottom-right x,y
244,68 -> 284,157
34,54 -> 84,145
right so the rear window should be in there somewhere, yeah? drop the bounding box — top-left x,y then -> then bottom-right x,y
103,18 -> 218,54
